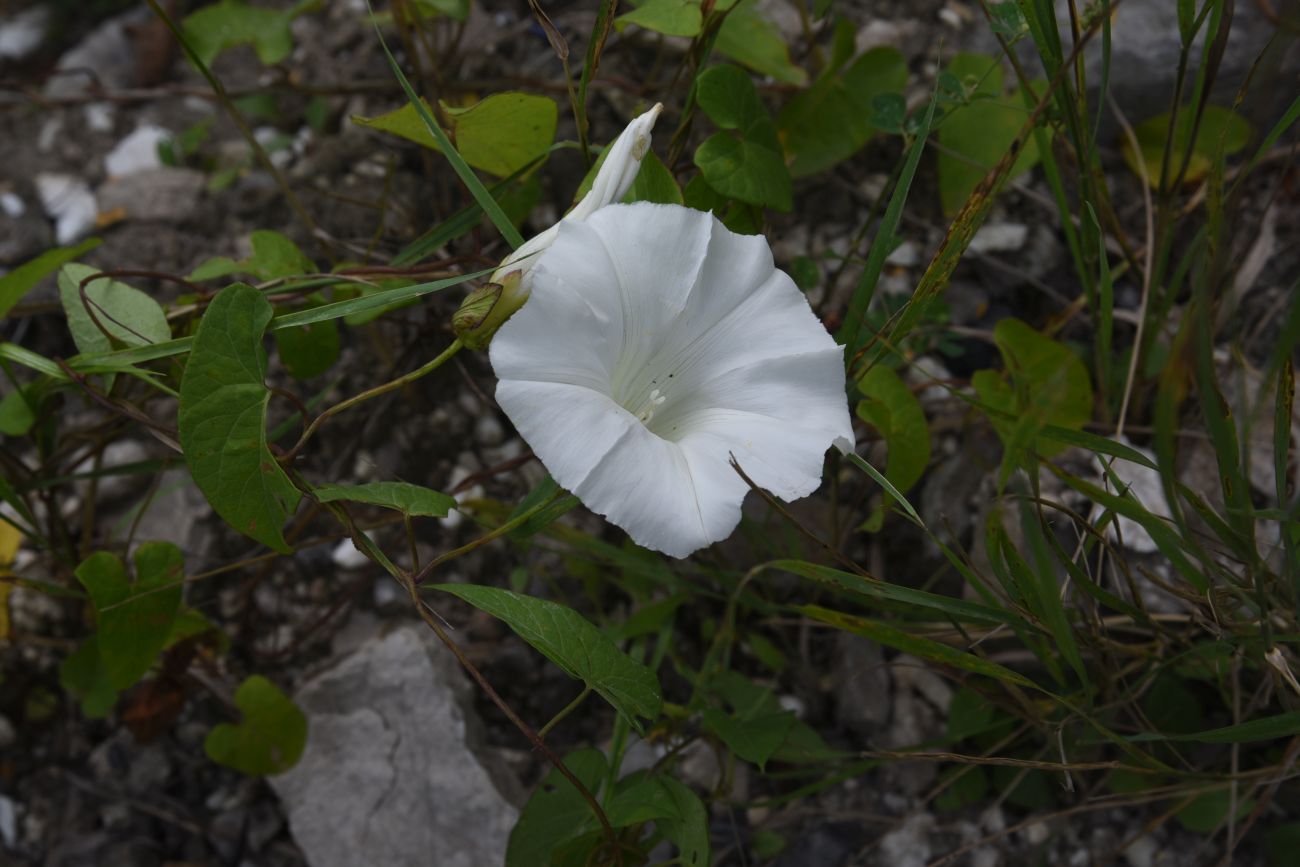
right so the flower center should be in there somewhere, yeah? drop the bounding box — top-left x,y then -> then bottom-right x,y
631,387 -> 667,424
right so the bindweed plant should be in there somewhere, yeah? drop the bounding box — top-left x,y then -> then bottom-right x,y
1,0 -> 1298,864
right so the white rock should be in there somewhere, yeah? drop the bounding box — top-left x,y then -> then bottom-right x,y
36,115 -> 62,152
104,125 -> 172,178
968,223 -> 1029,255
0,192 -> 23,218
0,6 -> 49,61
98,167 -> 204,223
0,795 -> 15,849
269,626 -> 520,867
474,412 -> 504,445
1101,436 -> 1167,554
35,173 -> 97,245
878,814 -> 934,867
1124,834 -> 1157,867
83,102 -> 115,133
331,538 -> 371,570
885,241 -> 921,268
1021,820 -> 1050,845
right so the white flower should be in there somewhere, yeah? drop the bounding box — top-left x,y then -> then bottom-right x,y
490,103 -> 663,290
489,202 -> 855,557
458,104 -> 663,349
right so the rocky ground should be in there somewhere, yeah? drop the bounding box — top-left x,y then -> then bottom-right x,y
1,1 -> 1296,866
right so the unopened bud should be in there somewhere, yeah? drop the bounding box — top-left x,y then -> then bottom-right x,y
453,270 -> 526,350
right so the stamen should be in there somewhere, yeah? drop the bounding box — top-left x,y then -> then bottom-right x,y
634,388 -> 668,424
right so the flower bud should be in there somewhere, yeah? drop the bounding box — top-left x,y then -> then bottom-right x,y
453,270 -> 525,350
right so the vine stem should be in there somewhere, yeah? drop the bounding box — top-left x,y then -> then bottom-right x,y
283,338 -> 463,463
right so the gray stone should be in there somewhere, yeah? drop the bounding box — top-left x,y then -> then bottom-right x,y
45,8 -> 150,99
875,814 -> 934,867
269,625 -> 521,867
967,1 -> 1297,133
97,168 -> 204,224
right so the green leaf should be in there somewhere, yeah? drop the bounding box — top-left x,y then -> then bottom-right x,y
1266,824 -> 1300,867
188,230 -> 314,282
273,292 -> 338,380
693,65 -> 790,211
59,638 -> 118,718
946,687 -> 999,740
624,151 -> 683,205
971,318 -> 1093,469
770,560 -> 1023,628
778,47 -> 908,177
0,238 -> 100,321
433,584 -> 662,730
182,0 -> 309,67
507,748 -> 607,867
412,0 -> 469,21
178,284 -> 302,552
506,475 -> 581,542
204,674 -> 307,775
1121,105 -> 1252,189
1177,789 -> 1253,833
606,775 -> 710,863
799,604 -> 1036,687
615,0 -> 702,36
74,543 -> 184,691
1128,710 -> 1300,745
715,0 -> 806,85
703,706 -> 795,770
58,264 -> 170,355
856,364 -> 930,530
354,92 -> 559,178
313,481 -> 456,518
936,53 -> 1041,215
0,387 -> 36,437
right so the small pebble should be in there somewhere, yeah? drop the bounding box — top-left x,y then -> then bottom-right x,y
331,539 -> 370,570
35,173 -> 97,245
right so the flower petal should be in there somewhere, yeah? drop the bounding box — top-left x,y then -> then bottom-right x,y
491,201 -> 855,558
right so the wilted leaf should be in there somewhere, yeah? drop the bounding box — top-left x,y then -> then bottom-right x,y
178,283 -> 302,552
433,584 -> 662,729
204,674 -> 307,775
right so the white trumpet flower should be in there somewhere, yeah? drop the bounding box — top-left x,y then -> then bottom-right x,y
490,202 -> 854,557
491,102 -> 664,290
457,104 -> 664,348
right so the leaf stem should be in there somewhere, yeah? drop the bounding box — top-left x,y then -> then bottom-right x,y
539,686 -> 592,739
283,338 -> 463,463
